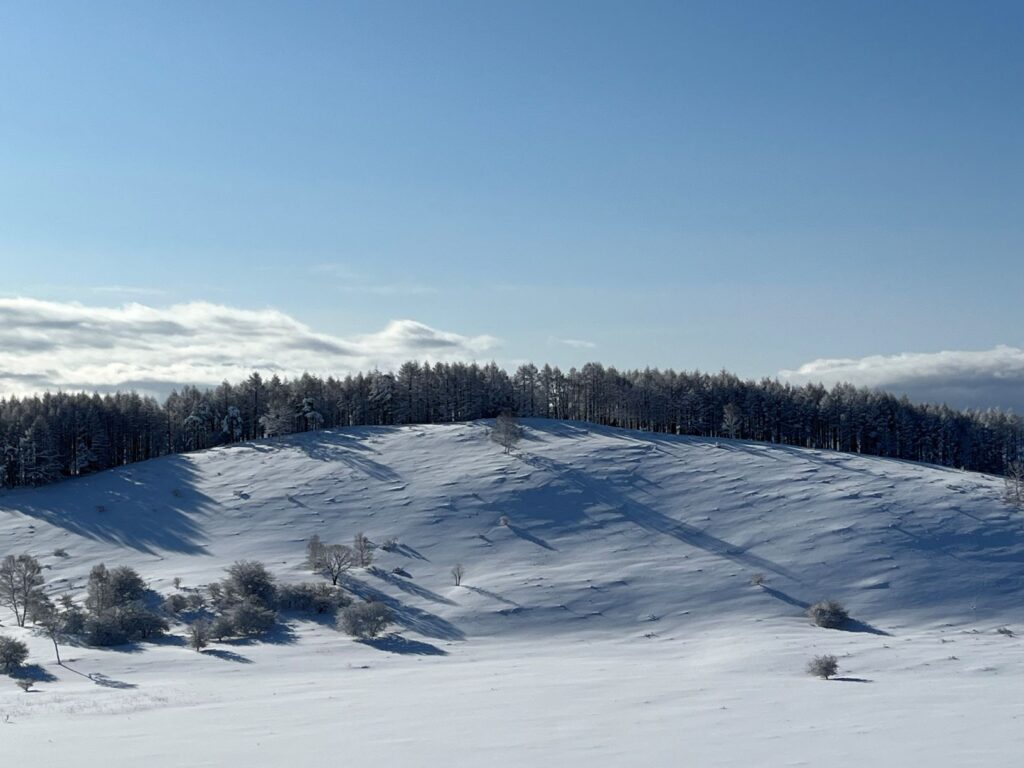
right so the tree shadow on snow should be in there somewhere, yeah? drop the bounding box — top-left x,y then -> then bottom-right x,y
761,586 -> 809,610
278,433 -> 403,484
202,648 -> 254,664
518,446 -> 800,581
507,524 -> 557,551
832,677 -> 874,683
394,543 -> 430,562
838,618 -> 890,636
1,454 -> 211,555
359,635 -> 448,656
14,664 -> 58,683
224,621 -> 298,646
760,586 -> 890,636
60,663 -> 138,689
343,576 -> 465,641
464,585 -> 520,607
370,567 -> 457,605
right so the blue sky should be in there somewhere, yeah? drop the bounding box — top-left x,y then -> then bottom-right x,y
0,1 -> 1022,407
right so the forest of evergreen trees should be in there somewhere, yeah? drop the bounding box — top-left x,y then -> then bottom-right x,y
1,361 -> 1021,490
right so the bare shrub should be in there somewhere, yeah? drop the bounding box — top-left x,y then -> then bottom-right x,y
381,537 -> 398,552
337,602 -> 392,639
807,599 -> 849,629
173,577 -> 182,590
807,654 -> 839,679
15,679 -> 33,692
451,564 -> 465,586
750,573 -> 766,587
498,515 -> 510,527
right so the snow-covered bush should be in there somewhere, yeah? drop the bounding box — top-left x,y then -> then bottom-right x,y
85,564 -> 146,614
211,614 -> 235,641
84,604 -> 169,646
80,563 -> 167,646
222,561 -> 277,608
337,602 -> 392,639
163,593 -> 188,615
806,654 -> 839,679
0,636 -> 28,674
276,583 -> 350,614
227,601 -> 276,637
807,600 -> 849,629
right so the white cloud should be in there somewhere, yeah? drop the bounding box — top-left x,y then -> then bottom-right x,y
549,337 -> 597,350
780,346 -> 1024,412
0,298 -> 499,399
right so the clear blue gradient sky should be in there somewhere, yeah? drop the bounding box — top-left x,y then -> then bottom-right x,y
0,1 -> 1021,405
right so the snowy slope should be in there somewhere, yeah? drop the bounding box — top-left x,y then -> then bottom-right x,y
1,420 -> 1022,766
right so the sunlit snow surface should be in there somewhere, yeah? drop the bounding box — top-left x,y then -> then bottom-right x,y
1,421 -> 1021,766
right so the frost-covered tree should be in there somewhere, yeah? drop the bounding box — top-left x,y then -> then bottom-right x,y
306,534 -> 325,571
318,544 -> 354,585
0,360 -> 1020,491
0,636 -> 29,674
259,406 -> 293,438
337,602 -> 392,639
222,561 -> 277,608
188,619 -> 211,651
353,533 -> 374,568
1005,460 -> 1024,506
491,412 -> 521,455
721,402 -> 742,439
301,398 -> 324,431
222,406 -> 244,442
806,654 -> 839,679
0,554 -> 45,627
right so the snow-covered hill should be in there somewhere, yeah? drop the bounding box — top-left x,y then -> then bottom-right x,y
1,421 -> 1022,766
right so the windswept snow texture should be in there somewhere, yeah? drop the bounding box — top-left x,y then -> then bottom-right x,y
1,421 -> 1022,766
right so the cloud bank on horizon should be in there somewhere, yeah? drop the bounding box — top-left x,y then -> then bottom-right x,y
1,297 -> 1020,413
0,297 -> 497,399
781,346 -> 1024,413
